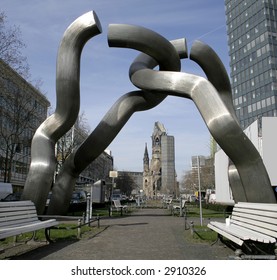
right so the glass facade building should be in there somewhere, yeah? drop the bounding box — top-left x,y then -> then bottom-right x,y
225,0 -> 277,129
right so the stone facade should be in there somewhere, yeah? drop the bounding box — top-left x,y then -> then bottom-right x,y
143,122 -> 177,198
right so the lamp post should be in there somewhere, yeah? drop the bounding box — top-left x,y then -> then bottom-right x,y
197,156 -> 203,226
109,171 -> 118,216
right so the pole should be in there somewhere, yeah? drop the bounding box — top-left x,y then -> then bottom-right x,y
109,171 -> 118,217
85,192 -> 91,225
197,156 -> 203,226
90,185 -> 93,220
110,177 -> 114,216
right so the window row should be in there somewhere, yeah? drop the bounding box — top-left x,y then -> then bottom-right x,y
233,71 -> 277,96
233,83 -> 276,105
247,96 -> 276,113
232,56 -> 274,79
239,108 -> 277,129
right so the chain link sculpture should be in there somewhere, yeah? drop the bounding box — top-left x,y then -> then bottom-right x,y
22,11 -> 276,215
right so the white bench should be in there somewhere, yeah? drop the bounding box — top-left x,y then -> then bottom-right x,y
208,202 -> 277,248
112,200 -> 128,216
171,199 -> 186,216
0,200 -> 59,244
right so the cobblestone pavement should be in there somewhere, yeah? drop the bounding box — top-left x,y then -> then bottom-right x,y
6,208 -> 235,260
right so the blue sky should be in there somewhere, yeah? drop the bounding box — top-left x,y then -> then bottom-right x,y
1,0 -> 229,180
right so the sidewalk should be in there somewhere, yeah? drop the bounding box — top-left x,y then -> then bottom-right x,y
9,208 -> 234,260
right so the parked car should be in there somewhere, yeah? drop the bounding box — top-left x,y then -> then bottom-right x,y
121,195 -> 128,201
0,183 -> 13,200
111,194 -> 122,201
68,190 -> 87,213
1,192 -> 22,202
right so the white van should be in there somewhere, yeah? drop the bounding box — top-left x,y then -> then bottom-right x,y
0,183 -> 13,200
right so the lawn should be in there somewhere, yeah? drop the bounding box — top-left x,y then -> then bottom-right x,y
0,223 -> 99,245
182,203 -> 230,244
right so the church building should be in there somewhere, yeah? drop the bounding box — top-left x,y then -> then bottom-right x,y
143,122 -> 177,198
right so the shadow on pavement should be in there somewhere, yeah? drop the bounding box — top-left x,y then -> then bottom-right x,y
10,239 -> 78,260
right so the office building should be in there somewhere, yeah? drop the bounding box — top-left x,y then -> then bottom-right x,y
225,0 -> 277,129
0,59 -> 50,189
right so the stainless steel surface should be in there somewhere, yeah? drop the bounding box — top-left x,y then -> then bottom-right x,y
22,11 -> 102,214
24,12 -> 276,216
131,41 -> 276,203
47,24 -> 187,215
189,41 -> 274,202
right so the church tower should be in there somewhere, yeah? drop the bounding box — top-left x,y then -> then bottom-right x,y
143,122 -> 176,198
143,143 -> 149,173
143,143 -> 151,197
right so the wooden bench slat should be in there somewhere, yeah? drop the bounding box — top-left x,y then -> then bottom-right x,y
231,218 -> 277,239
0,209 -> 38,218
233,208 -> 277,219
0,206 -> 37,213
0,218 -> 40,229
232,213 -> 277,230
208,202 -> 277,247
209,221 -> 268,242
209,221 -> 275,243
236,202 -> 277,211
113,200 -> 127,209
209,222 -> 251,240
233,207 -> 277,218
0,200 -> 34,208
0,220 -> 59,239
207,223 -> 244,246
0,201 -> 59,243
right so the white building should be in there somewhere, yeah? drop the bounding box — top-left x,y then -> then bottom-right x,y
215,117 -> 277,205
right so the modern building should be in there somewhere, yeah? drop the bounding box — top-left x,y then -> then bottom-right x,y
0,59 -> 50,190
76,150 -> 114,187
213,1 -> 277,204
215,117 -> 277,204
143,122 -> 177,198
225,0 -> 277,129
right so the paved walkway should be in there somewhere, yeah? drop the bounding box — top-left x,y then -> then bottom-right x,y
10,208 -> 234,260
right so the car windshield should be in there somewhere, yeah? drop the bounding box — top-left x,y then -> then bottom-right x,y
72,193 -> 79,199
1,193 -> 22,201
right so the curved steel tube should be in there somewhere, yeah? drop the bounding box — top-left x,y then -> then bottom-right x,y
46,25 -> 186,215
189,40 -> 236,119
189,41 -> 273,202
228,163 -> 247,201
25,12 -> 275,215
131,42 -> 275,203
22,11 -> 102,214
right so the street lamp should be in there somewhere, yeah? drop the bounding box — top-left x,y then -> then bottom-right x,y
109,171 -> 118,216
197,156 -> 203,226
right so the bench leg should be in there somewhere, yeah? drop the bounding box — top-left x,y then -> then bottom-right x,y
45,228 -> 54,243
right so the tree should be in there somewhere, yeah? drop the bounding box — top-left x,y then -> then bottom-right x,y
116,172 -> 136,196
0,11 -> 29,78
0,60 -> 40,182
181,156 -> 215,194
0,12 -> 48,183
55,112 -> 90,172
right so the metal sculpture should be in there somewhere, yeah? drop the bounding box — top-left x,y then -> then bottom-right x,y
130,37 -> 275,203
22,11 -> 102,214
22,11 -> 276,215
47,27 -> 187,215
